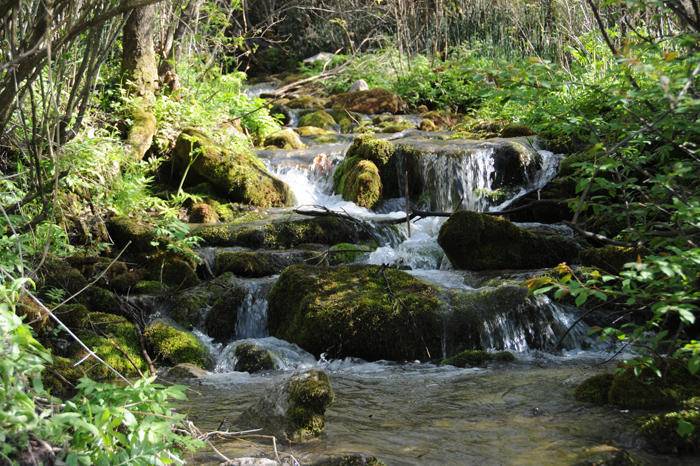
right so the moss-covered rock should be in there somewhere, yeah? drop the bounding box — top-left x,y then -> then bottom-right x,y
214,249 -> 314,277
328,109 -> 360,133
296,126 -> 336,137
286,95 -> 328,110
172,128 -> 294,208
580,246 -> 639,274
234,343 -> 277,373
438,211 -> 580,270
107,216 -> 158,253
299,110 -> 337,129
346,135 -> 395,166
42,356 -> 86,399
328,243 -> 373,265
133,280 -> 168,294
440,350 -> 515,368
264,128 -> 306,150
330,89 -> 407,114
238,370 -> 334,442
312,455 -> 386,466
419,119 -> 438,131
639,408 -> 700,454
192,215 -> 370,249
573,447 -> 642,466
378,119 -> 414,133
268,264 -> 443,361
333,156 -> 382,208
163,363 -> 208,379
575,373 -> 614,404
144,321 -> 210,368
189,202 -> 220,224
144,252 -> 199,289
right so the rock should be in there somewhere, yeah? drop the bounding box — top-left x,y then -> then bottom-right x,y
419,118 -> 438,131
133,280 -> 168,294
328,109 -> 361,133
234,342 -> 277,373
574,373 -> 614,404
330,89 -> 407,114
264,128 -> 306,150
299,110 -> 337,129
169,272 -> 246,335
268,264 -> 443,361
440,350 -> 515,368
348,79 -> 369,92
189,202 -> 220,223
296,126 -> 335,137
163,363 -> 209,379
573,446 -> 642,466
333,157 -> 382,208
286,95 -> 328,110
500,124 -> 535,138
639,407 -> 700,454
579,246 -> 639,274
270,103 -> 293,125
42,356 -> 85,398
328,243 -> 373,265
223,459 -> 278,466
238,370 -> 334,442
312,455 -> 386,466
144,321 -> 211,368
438,211 -> 580,270
191,215 -> 371,249
107,216 -> 157,253
144,252 -> 200,289
214,249 -> 314,277
346,134 -> 395,166
377,118 -> 414,133
172,128 -> 294,208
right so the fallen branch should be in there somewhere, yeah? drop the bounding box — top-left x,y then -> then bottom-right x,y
562,221 -> 636,247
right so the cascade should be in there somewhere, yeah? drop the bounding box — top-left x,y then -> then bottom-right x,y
234,277 -> 277,339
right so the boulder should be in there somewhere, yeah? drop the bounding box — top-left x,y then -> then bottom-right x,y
172,128 -> 294,208
333,157 -> 382,208
438,211 -> 580,270
264,128 -> 306,150
237,370 -> 334,442
346,135 -> 395,166
107,216 -> 158,253
144,321 -> 211,368
189,202 -> 220,224
268,264 -> 443,361
440,350 -> 515,368
296,126 -> 336,137
233,342 -> 277,373
299,110 -> 337,129
214,249 -> 315,277
163,362 -> 209,379
270,103 -> 293,125
144,252 -> 200,289
348,79 -> 369,92
286,95 -> 328,110
330,89 -> 407,114
639,402 -> 700,454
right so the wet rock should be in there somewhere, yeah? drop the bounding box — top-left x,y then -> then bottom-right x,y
574,373 -> 614,404
234,342 -> 277,373
191,215 -> 370,249
224,459 -> 278,466
133,280 -> 168,294
348,79 -> 369,92
189,202 -> 220,224
238,369 -> 334,442
440,350 -> 515,368
328,109 -> 361,133
107,215 -> 158,253
214,249 -> 314,277
296,126 -> 336,137
346,134 -> 395,166
172,128 -> 294,208
268,264 -> 444,361
574,447 -> 642,466
299,110 -> 337,129
328,243 -> 373,265
144,321 -> 211,368
438,211 -> 580,270
639,405 -> 700,454
312,455 -> 386,466
579,246 -> 639,274
264,128 -> 306,150
163,362 -> 209,379
333,156 -> 382,208
144,252 -> 200,289
270,103 -> 293,125
286,95 -> 328,110
330,88 -> 407,114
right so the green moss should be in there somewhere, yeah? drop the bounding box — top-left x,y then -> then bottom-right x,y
333,157 -> 382,208
330,89 -> 407,114
328,243 -> 373,265
268,264 -> 443,361
189,202 -> 220,223
133,280 -> 168,294
296,126 -> 335,137
234,343 -> 277,373
172,128 -> 294,208
144,321 -> 210,368
346,135 -> 396,166
107,216 -> 157,253
438,211 -> 580,270
500,124 -> 535,137
215,251 -> 277,277
127,106 -> 157,159
286,370 -> 335,441
328,109 -> 360,133
286,95 -> 327,110
264,128 -> 306,149
145,252 -> 199,289
575,374 -> 615,404
639,408 -> 700,454
378,119 -> 414,133
299,110 -> 337,129
42,356 -> 86,399
440,350 -> 515,368
579,246 -> 639,274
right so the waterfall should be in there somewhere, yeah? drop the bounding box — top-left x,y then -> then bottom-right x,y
234,277 -> 277,339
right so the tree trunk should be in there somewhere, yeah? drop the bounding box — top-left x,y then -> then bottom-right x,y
122,3 -> 158,159
159,0 -> 202,92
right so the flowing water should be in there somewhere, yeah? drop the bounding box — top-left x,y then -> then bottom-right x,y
150,97 -> 686,464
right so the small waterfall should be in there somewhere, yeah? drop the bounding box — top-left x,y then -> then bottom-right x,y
243,82 -> 277,98
215,337 -> 317,372
235,277 -> 277,339
479,295 -> 588,352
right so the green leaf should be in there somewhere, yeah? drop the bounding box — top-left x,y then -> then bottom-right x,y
677,419 -> 695,438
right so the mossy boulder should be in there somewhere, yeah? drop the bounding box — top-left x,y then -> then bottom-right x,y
438,211 -> 580,270
238,370 -> 334,442
299,110 -> 337,129
189,202 -> 220,224
214,249 -> 314,277
264,128 -> 306,150
144,321 -> 210,368
172,128 -> 294,208
42,356 -> 86,399
419,119 -> 438,131
639,407 -> 700,454
234,342 -> 277,373
286,95 -> 328,110
580,246 -> 639,274
328,109 -> 360,133
346,135 -> 395,166
573,448 -> 642,466
163,363 -> 208,379
297,126 -> 335,137
133,280 -> 168,294
440,350 -> 515,368
575,373 -> 614,404
267,264 -> 443,361
144,252 -> 199,289
328,243 -> 373,265
333,157 -> 382,208
330,89 -> 407,114
107,216 -> 157,253
192,215 -> 370,249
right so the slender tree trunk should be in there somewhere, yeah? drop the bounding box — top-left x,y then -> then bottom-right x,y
122,3 -> 158,159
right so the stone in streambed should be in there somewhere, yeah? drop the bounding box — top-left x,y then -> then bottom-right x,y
440,350 -> 515,368
330,88 -> 407,114
214,249 -> 315,277
163,363 -> 209,379
172,128 -> 294,208
234,342 -> 277,373
237,369 -> 334,442
438,211 -> 580,270
639,400 -> 700,454
144,321 -> 211,368
264,128 -> 306,150
299,110 -> 337,129
333,157 -> 382,209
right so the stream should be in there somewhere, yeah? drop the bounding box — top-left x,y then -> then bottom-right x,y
155,92 -> 692,464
